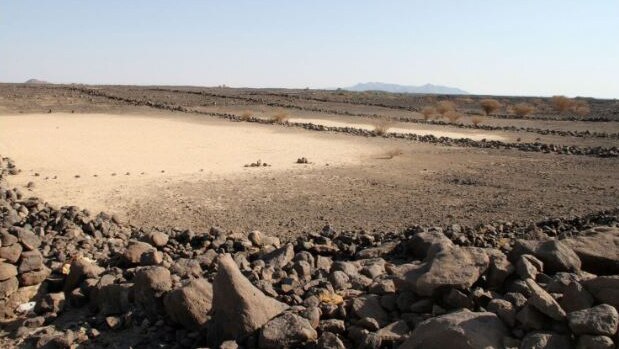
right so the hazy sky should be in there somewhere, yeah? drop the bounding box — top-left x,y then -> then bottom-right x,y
2,1 -> 618,98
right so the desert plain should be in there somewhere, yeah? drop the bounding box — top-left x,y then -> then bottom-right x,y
0,83 -> 618,348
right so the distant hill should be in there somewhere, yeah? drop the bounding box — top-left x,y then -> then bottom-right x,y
24,79 -> 50,84
344,82 -> 468,95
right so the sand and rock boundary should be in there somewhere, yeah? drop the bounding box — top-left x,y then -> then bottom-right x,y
69,87 -> 619,158
1,155 -> 619,348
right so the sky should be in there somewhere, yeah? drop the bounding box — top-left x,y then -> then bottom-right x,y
1,1 -> 618,98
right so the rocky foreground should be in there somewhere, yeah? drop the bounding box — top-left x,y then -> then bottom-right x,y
1,156 -> 618,349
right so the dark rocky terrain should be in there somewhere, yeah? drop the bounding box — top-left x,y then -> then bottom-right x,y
1,84 -> 618,348
1,155 -> 618,348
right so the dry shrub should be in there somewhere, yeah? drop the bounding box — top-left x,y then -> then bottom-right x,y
513,103 -> 535,117
572,100 -> 590,116
436,100 -> 456,115
551,96 -> 574,113
240,110 -> 252,121
421,106 -> 436,121
480,99 -> 502,115
377,148 -> 404,159
445,111 -> 462,122
270,111 -> 289,123
372,118 -> 393,136
471,116 -> 483,127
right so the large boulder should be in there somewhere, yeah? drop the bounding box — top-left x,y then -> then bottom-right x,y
583,276 -> 619,308
510,239 -> 581,273
133,266 -> 172,319
525,278 -> 567,321
401,246 -> 489,296
405,231 -> 453,260
398,310 -> 508,349
0,262 -> 17,281
568,304 -> 618,336
259,312 -> 318,349
351,294 -> 390,327
261,243 -> 295,269
564,227 -> 619,274
64,257 -> 104,292
209,254 -> 288,343
164,278 -> 213,330
122,241 -> 156,265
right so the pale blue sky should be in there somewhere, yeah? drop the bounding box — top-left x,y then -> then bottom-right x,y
1,1 -> 618,98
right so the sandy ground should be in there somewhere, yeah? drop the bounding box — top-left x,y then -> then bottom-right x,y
0,113 -> 385,213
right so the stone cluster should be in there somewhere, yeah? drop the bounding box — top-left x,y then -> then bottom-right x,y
1,156 -> 618,348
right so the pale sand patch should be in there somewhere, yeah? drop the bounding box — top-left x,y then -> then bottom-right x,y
288,117 -> 507,141
0,113 -> 381,214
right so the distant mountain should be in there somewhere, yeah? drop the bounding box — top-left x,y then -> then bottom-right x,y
24,79 -> 50,84
344,82 -> 468,95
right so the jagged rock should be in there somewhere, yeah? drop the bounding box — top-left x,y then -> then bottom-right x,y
171,258 -> 202,278
147,231 -> 169,247
356,241 -> 398,259
564,227 -> 619,274
516,304 -> 547,331
18,250 -> 43,273
486,249 -> 514,289
64,257 -> 104,292
133,266 -> 172,319
122,240 -> 156,265
487,298 -> 516,327
0,262 -> 17,280
376,320 -> 410,343
95,283 -> 132,315
576,335 -> 614,349
402,246 -> 489,296
583,276 -> 619,307
0,243 -> 22,263
560,281 -> 594,313
259,312 -> 318,349
16,228 -> 41,251
209,254 -> 287,343
525,278 -> 567,321
520,332 -> 572,349
568,304 -> 618,336
319,319 -> 346,334
510,239 -> 581,273
0,276 -> 19,298
516,254 -> 543,280
351,294 -> 390,327
262,243 -> 294,269
19,266 -> 51,286
35,292 -> 66,314
164,278 -> 213,330
317,332 -> 346,349
398,310 -> 507,349
405,231 -> 453,260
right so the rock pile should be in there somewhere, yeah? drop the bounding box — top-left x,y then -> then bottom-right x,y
1,155 -> 618,348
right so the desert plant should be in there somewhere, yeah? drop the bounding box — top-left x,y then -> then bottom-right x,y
551,96 -> 574,113
240,110 -> 252,121
572,100 -> 590,116
471,116 -> 483,127
270,111 -> 289,123
480,99 -> 502,116
379,148 -> 404,159
421,106 -> 436,121
445,111 -> 462,123
436,100 -> 456,115
372,118 -> 393,136
513,103 -> 535,117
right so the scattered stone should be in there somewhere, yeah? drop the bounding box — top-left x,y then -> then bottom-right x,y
164,278 -> 213,330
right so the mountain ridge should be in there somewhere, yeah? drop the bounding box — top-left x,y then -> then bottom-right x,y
344,82 -> 468,95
